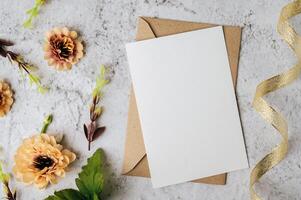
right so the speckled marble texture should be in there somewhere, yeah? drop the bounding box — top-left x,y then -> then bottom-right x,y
0,0 -> 301,199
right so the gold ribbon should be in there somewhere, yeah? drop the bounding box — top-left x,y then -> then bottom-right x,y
250,1 -> 301,199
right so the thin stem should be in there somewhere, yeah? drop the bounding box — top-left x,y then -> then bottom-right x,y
20,63 -> 31,75
85,65 -> 109,151
0,162 -> 16,200
5,51 -> 48,94
4,181 -> 16,200
41,114 -> 53,134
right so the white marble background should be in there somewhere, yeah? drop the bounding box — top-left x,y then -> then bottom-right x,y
0,0 -> 301,199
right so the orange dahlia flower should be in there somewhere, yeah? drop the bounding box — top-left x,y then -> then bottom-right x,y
44,27 -> 84,70
13,134 -> 76,189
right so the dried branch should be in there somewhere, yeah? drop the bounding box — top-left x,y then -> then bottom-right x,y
84,65 -> 109,151
0,39 -> 48,93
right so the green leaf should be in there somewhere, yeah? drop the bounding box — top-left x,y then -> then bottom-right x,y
38,85 -> 49,94
0,163 -> 9,183
93,193 -> 100,200
31,7 -> 39,17
75,149 -> 104,199
23,19 -> 33,29
92,65 -> 109,99
26,71 -> 48,94
26,8 -> 35,15
45,189 -> 84,200
23,0 -> 46,29
40,114 -> 53,133
25,65 -> 38,71
44,196 -> 60,200
45,149 -> 105,200
28,74 -> 39,85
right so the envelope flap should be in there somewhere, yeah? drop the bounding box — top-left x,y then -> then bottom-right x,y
122,18 -> 160,174
141,17 -> 216,37
122,90 -> 147,174
136,17 -> 156,40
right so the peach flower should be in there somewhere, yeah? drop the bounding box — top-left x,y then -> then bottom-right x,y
44,27 -> 84,70
0,81 -> 13,118
13,134 -> 76,189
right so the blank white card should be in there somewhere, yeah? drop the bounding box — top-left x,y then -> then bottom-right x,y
126,26 -> 248,188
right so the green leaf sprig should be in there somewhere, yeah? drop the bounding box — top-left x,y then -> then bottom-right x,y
92,65 -> 109,99
0,39 -> 48,94
41,114 -> 53,133
23,0 -> 46,29
84,65 -> 110,151
45,149 -> 105,200
0,161 -> 16,200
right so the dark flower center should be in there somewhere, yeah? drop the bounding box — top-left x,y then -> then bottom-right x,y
56,41 -> 72,58
0,93 -> 4,105
51,36 -> 74,59
33,155 -> 54,170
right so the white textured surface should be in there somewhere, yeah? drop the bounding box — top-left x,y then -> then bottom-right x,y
0,0 -> 301,199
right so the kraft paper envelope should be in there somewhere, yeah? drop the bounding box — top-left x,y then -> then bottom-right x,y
122,17 -> 242,185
